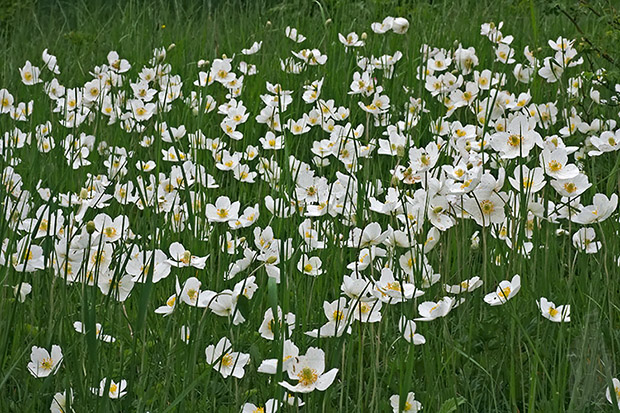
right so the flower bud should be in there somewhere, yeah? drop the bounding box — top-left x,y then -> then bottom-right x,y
390,174 -> 400,187
86,221 -> 96,235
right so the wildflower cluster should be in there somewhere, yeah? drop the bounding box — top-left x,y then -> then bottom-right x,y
2,14 -> 620,411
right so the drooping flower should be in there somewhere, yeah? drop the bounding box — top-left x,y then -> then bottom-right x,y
14,282 -> 32,302
50,390 -> 74,413
398,316 -> 426,345
572,227 -> 601,254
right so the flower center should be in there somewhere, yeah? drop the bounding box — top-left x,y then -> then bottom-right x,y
498,286 -> 511,299
387,282 -> 401,291
507,134 -> 521,147
548,160 -> 562,172
563,182 -> 577,193
221,353 -> 234,367
297,367 -> 318,386
40,357 -> 53,370
480,200 -> 495,215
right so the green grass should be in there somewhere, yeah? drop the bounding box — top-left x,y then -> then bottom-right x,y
1,0 -> 620,412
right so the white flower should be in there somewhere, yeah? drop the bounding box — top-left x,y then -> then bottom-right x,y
20,60 -> 42,85
490,115 -> 542,159
258,306 -> 296,340
415,296 -> 458,321
572,227 -> 601,254
91,378 -> 128,399
180,325 -> 191,344
297,254 -> 323,276
338,32 -> 364,48
464,191 -> 507,227
540,148 -> 579,180
306,298 -> 352,338
14,282 -> 32,302
508,166 -> 546,193
374,267 -> 423,303
73,321 -> 116,343
205,337 -> 250,379
50,390 -> 74,413
97,273 -> 135,302
444,276 -> 483,294
241,41 -> 262,55
205,196 -> 240,223
285,26 -> 306,43
27,345 -> 63,377
371,17 -> 394,34
550,173 -> 590,198
178,276 -> 215,307
390,391 -> 423,412
279,347 -> 338,393
536,297 -> 570,322
241,399 -> 280,413
484,274 -> 521,306
258,339 -> 299,375
606,378 -> 620,408
392,17 -> 410,34
398,316 -> 426,345
155,294 -> 177,316
167,242 -> 208,269
572,193 -> 618,224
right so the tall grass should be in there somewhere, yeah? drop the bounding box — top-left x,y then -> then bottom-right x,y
0,0 -> 619,412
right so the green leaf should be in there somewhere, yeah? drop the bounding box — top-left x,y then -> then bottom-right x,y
438,396 -> 467,413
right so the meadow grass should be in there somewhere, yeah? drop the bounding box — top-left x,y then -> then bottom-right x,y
1,0 -> 620,412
